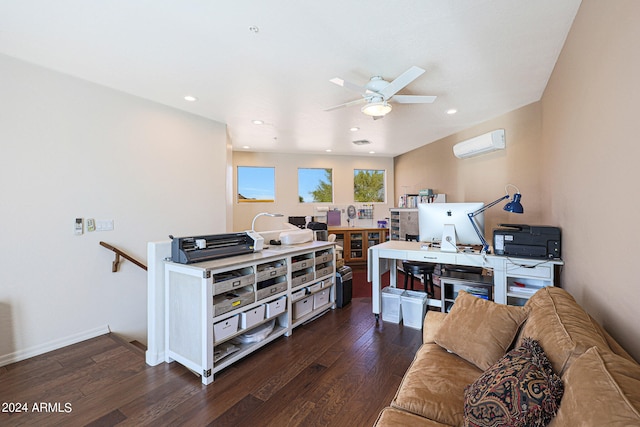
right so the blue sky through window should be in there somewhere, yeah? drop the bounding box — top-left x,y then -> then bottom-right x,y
237,166 -> 275,202
298,168 -> 332,203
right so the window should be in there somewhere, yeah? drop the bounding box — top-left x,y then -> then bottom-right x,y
298,168 -> 333,203
237,166 -> 275,203
354,169 -> 385,202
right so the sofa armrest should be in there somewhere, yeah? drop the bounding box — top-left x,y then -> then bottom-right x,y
423,311 -> 447,344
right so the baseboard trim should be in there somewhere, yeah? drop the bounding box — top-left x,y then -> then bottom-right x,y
0,325 -> 110,367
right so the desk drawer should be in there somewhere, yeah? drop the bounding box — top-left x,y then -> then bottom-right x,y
505,261 -> 552,279
405,251 -> 457,264
378,249 -> 408,259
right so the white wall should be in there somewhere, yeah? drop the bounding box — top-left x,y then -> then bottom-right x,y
232,151 -> 395,232
0,54 -> 228,364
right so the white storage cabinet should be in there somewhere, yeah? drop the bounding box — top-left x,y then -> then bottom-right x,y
164,241 -> 335,384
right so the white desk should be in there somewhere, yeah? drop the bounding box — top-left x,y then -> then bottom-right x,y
367,240 -> 563,318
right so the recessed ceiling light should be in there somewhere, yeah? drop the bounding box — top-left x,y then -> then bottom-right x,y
184,95 -> 198,102
446,108 -> 457,115
252,120 -> 264,125
369,151 -> 376,154
325,149 -> 332,152
242,145 -> 250,149
350,127 -> 360,132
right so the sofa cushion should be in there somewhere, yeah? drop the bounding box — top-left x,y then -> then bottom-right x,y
549,347 -> 640,426
374,407 -> 454,426
423,310 -> 447,344
463,338 -> 563,427
391,343 -> 483,426
516,287 -> 610,375
433,290 -> 529,370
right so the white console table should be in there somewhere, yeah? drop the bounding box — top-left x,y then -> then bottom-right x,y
161,240 -> 336,384
368,241 -> 563,318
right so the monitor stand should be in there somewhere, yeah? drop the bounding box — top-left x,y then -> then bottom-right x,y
441,224 -> 457,252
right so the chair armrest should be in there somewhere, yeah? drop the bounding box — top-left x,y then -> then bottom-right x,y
423,310 -> 447,344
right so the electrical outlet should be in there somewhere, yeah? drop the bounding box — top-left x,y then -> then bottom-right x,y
96,219 -> 114,231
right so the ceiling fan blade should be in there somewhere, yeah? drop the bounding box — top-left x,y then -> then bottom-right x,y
324,97 -> 366,112
378,66 -> 426,99
392,95 -> 437,104
329,77 -> 370,95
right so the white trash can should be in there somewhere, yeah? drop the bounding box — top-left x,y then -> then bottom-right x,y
381,286 -> 404,323
401,290 -> 428,329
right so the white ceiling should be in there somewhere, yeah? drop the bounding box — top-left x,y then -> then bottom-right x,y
0,1 -> 581,157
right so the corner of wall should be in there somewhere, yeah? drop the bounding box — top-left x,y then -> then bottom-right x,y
226,127 -> 234,232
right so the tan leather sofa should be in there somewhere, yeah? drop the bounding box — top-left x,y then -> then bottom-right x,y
374,287 -> 640,426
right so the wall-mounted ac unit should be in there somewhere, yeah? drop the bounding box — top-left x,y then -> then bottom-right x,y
453,129 -> 505,158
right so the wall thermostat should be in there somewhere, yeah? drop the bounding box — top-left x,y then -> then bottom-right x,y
74,218 -> 83,235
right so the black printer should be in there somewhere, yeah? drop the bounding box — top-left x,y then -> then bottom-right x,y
493,224 -> 561,259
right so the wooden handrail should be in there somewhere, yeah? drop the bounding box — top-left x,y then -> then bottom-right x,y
100,241 -> 147,272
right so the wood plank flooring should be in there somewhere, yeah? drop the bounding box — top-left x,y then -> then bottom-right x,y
0,297 -> 422,426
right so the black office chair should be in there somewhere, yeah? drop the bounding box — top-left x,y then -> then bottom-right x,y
401,234 -> 437,297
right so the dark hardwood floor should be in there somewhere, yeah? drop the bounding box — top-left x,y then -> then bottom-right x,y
0,297 -> 422,426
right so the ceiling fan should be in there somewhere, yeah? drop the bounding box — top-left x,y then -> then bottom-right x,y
324,66 -> 436,119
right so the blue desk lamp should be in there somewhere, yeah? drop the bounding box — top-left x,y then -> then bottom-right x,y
468,184 -> 524,253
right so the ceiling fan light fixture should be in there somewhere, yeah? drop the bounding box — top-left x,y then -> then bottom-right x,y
361,101 -> 392,117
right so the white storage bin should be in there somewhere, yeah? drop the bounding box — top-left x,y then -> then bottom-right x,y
291,288 -> 307,302
381,286 -> 404,323
235,319 -> 275,344
256,260 -> 287,282
256,279 -> 288,301
307,282 -> 322,294
266,296 -> 286,318
240,305 -> 265,329
291,271 -> 314,287
213,314 -> 239,343
212,267 -> 255,296
212,286 -> 254,317
313,289 -> 330,309
401,290 -> 428,329
291,253 -> 314,272
292,296 -> 313,319
315,264 -> 333,278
